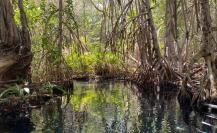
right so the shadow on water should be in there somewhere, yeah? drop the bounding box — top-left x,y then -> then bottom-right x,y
0,81 -> 217,133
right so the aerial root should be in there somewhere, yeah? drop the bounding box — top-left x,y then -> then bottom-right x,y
132,58 -> 179,87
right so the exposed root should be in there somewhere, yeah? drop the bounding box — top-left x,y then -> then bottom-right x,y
131,58 -> 179,87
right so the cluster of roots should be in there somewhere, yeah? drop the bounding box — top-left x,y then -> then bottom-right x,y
131,58 -> 179,88
179,61 -> 215,105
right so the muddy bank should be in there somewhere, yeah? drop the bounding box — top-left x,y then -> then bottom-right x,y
0,80 -> 73,124
0,94 -> 58,123
72,74 -> 129,82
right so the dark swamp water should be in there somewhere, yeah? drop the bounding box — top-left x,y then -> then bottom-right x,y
0,81 -> 217,133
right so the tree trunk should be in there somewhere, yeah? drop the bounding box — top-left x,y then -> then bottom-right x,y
0,0 -> 32,82
164,0 -> 177,63
200,0 -> 217,97
57,0 -> 63,80
144,0 -> 161,60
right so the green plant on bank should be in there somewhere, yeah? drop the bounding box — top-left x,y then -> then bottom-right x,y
40,82 -> 56,94
40,82 -> 66,95
65,43 -> 122,76
0,82 -> 67,99
0,84 -> 24,98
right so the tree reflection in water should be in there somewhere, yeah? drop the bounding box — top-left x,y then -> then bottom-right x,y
2,81 -> 216,133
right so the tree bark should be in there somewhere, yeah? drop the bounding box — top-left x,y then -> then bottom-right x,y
0,0 -> 32,82
200,0 -> 217,97
164,0 -> 177,63
144,0 -> 161,60
57,0 -> 63,80
58,0 -> 63,58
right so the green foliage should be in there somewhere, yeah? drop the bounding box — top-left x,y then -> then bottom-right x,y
12,0 -> 129,80
13,8 -> 21,25
0,82 -> 66,99
0,85 -> 24,98
65,42 -> 122,75
40,82 -> 66,95
13,0 -> 41,28
40,82 -> 56,94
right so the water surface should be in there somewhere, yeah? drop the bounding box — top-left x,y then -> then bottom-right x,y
0,81 -> 214,133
